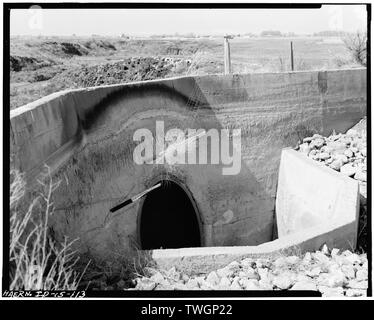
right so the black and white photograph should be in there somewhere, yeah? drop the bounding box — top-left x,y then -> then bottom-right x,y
1,0 -> 371,305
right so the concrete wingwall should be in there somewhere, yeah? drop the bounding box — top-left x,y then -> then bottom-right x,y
10,69 -> 367,259
276,149 -> 360,248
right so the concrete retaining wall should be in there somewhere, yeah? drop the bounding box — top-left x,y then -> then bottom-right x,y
276,148 -> 360,247
10,69 -> 367,259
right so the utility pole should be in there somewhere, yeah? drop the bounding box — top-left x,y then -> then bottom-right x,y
224,35 -> 234,74
290,41 -> 294,71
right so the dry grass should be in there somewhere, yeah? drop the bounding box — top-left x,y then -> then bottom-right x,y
76,247 -> 155,290
9,165 -> 155,291
9,166 -> 87,290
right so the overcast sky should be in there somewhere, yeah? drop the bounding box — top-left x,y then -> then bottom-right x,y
10,5 -> 367,36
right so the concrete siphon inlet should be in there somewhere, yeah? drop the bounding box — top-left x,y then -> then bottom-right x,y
139,180 -> 201,250
9,69 -> 367,260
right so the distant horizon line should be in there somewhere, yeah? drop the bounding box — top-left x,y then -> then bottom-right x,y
10,29 -> 365,38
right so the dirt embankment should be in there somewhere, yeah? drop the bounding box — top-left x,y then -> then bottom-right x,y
54,57 -> 179,88
10,55 -> 54,72
10,41 -> 91,72
10,38 -> 204,109
10,56 -> 190,109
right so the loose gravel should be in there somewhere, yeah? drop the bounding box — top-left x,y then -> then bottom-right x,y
131,246 -> 368,297
297,118 -> 367,195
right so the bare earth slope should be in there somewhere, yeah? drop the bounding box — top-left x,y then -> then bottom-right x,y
10,35 -> 359,109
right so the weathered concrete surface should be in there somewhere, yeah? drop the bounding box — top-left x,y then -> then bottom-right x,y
10,69 -> 367,259
276,148 -> 360,246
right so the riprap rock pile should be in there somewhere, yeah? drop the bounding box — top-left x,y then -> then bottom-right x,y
297,119 -> 367,194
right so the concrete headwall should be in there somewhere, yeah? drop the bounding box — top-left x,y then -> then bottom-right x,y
10,69 -> 367,259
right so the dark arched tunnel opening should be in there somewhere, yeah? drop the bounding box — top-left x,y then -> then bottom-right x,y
140,181 -> 201,250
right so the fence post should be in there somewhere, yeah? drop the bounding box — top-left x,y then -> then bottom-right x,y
224,35 -> 233,74
290,41 -> 294,71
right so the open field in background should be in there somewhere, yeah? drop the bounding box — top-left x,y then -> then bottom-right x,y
10,36 -> 360,109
